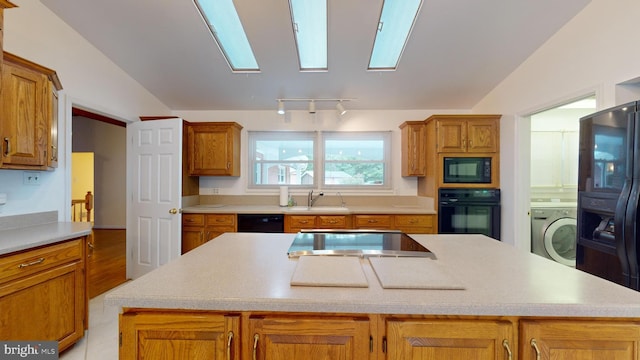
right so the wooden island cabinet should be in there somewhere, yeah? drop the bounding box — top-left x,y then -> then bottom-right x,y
109,234 -> 640,360
119,311 -> 640,360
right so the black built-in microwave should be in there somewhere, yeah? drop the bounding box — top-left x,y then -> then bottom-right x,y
443,157 -> 492,184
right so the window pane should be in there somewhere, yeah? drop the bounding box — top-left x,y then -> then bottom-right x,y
323,131 -> 391,188
325,139 -> 384,160
254,140 -> 313,160
250,132 -> 316,187
325,162 -> 385,185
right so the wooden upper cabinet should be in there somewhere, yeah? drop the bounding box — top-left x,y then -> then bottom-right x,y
187,122 -> 242,176
386,318 -> 514,360
432,115 -> 500,153
1,52 -> 61,170
400,121 -> 426,176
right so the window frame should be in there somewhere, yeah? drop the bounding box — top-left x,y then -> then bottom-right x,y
248,130 -> 392,190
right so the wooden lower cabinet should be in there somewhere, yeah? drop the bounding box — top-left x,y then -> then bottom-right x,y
385,318 -> 515,360
247,315 -> 370,360
182,213 -> 236,254
285,214 -> 351,233
0,237 -> 87,352
353,214 -> 435,234
520,319 -> 640,360
120,312 -> 640,360
120,311 -> 240,360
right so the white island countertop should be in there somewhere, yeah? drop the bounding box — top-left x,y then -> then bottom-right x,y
105,233 -> 640,317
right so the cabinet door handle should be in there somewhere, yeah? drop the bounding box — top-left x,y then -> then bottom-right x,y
18,257 -> 45,268
530,339 -> 541,360
252,334 -> 259,360
367,219 -> 377,223
226,331 -> 233,360
227,161 -> 231,170
3,137 -> 9,157
502,339 -> 512,360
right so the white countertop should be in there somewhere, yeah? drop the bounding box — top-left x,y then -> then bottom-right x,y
0,222 -> 93,255
105,233 -> 640,317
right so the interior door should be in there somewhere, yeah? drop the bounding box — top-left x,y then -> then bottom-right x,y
126,118 -> 182,279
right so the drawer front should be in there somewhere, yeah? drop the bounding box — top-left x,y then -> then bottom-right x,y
288,215 -> 316,228
394,215 -> 433,227
0,239 -> 83,284
182,214 -> 205,226
205,214 -> 236,226
317,215 -> 348,228
354,215 -> 392,228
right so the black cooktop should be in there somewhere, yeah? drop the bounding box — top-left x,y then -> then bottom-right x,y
287,230 -> 435,258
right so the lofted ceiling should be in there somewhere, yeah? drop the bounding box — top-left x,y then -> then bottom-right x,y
41,0 -> 591,112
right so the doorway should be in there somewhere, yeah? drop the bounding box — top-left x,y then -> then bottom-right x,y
72,108 -> 128,297
528,95 -> 596,265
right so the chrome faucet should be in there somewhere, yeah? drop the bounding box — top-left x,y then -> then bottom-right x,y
308,190 -> 323,207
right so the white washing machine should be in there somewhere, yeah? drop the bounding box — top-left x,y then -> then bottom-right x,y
531,205 -> 577,267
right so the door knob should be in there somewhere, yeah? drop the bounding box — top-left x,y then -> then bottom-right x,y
169,208 -> 178,214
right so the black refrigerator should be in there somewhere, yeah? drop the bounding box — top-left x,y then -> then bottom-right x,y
577,101 -> 640,290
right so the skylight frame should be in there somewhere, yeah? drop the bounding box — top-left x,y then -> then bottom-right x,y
368,0 -> 423,71
193,0 -> 260,73
288,0 -> 328,72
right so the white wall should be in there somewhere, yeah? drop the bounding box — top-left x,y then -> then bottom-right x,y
473,0 -> 640,250
0,0 -> 170,219
174,109 -> 470,197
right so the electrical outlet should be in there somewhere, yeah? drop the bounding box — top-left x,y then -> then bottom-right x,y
212,188 -> 219,194
23,171 -> 41,185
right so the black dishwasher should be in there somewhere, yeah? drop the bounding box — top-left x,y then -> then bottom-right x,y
237,214 -> 285,233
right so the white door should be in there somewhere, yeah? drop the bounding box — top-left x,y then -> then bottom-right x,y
126,118 -> 183,279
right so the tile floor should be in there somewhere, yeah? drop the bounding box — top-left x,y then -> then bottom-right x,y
60,287 -> 120,359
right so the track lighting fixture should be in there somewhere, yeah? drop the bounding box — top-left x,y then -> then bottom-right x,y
277,100 -> 285,115
336,101 -> 347,115
276,98 -> 354,115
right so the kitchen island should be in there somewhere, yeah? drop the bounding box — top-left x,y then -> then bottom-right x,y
106,233 -> 640,359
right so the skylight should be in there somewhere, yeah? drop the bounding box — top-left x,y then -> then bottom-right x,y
194,0 -> 259,72
368,0 -> 423,70
288,0 -> 328,71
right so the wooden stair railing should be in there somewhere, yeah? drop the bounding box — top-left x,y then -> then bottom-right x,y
71,191 -> 93,222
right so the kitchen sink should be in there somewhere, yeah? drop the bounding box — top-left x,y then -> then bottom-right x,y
286,206 -> 349,212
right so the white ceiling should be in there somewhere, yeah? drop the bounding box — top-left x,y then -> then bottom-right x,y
41,0 -> 591,112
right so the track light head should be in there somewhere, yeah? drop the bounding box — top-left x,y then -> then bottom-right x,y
308,100 -> 316,114
336,101 -> 347,115
277,100 -> 285,115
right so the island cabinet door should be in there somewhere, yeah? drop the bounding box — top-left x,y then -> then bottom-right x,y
247,316 -> 371,360
520,319 -> 640,360
120,312 -> 240,360
385,319 -> 515,360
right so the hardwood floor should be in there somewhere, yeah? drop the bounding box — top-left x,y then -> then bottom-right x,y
88,229 -> 127,298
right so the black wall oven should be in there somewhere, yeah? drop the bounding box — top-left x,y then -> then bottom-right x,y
443,157 -> 492,184
438,188 -> 501,240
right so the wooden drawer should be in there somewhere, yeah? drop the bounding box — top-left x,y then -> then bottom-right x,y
182,214 -> 205,226
288,215 -> 316,228
354,215 -> 392,228
0,239 -> 83,284
394,215 -> 433,228
317,215 -> 348,228
205,214 -> 236,226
